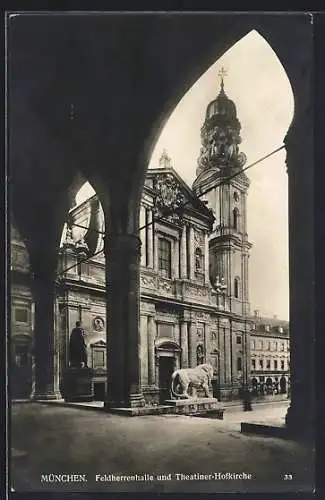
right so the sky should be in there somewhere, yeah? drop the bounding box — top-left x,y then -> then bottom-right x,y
76,30 -> 294,321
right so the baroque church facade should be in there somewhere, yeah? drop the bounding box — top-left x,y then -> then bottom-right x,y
10,78 -> 289,403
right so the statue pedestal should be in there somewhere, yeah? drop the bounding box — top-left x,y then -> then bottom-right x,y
164,397 -> 220,415
61,367 -> 94,402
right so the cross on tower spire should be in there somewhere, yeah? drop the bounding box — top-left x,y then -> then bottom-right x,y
218,66 -> 228,91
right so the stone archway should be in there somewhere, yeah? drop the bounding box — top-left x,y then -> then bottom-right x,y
8,15 -> 313,435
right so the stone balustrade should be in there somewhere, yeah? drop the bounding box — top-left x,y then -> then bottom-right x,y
140,270 -> 229,312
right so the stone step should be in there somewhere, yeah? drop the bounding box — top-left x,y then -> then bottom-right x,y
108,405 -> 175,416
164,397 -> 219,407
191,408 -> 226,420
163,398 -> 220,414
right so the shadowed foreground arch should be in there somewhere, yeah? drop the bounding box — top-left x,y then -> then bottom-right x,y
8,13 -> 313,438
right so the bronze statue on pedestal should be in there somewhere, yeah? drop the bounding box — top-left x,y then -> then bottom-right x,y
68,321 -> 88,368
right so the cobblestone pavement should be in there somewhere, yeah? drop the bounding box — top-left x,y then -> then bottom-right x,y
10,402 -> 314,494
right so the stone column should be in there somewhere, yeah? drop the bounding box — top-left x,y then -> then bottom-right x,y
180,224 -> 187,278
204,233 -> 209,284
189,226 -> 195,280
139,205 -> 146,267
180,321 -> 188,368
147,209 -> 153,268
139,314 -> 148,385
32,273 -> 60,400
284,114 -> 314,440
147,315 -> 156,385
187,322 -> 196,367
104,234 -> 145,408
153,232 -> 158,271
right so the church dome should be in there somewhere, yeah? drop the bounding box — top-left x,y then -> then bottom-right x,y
205,80 -> 237,122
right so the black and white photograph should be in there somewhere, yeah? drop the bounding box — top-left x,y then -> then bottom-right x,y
7,11 -> 315,495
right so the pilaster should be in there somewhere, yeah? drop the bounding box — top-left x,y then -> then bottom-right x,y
180,321 -> 188,368
139,205 -> 146,267
204,233 -> 209,284
189,225 -> 195,280
147,315 -> 156,386
180,224 -> 187,278
147,209 -> 154,268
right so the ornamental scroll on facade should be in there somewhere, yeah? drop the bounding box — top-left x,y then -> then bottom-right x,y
153,172 -> 185,224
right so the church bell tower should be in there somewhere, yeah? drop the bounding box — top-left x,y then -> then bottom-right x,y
192,69 -> 252,316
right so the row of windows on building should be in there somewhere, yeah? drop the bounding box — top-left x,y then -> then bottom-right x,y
251,339 -> 288,351
251,324 -> 285,333
251,358 -> 287,371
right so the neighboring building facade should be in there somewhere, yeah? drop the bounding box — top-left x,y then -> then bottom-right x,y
10,221 -> 34,399
250,311 -> 290,395
10,77 -> 289,403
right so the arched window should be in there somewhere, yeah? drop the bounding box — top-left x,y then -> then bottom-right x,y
234,277 -> 240,298
237,357 -> 242,371
233,208 -> 239,231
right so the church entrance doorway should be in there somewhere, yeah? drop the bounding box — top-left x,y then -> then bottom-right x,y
155,340 -> 181,403
159,356 -> 174,403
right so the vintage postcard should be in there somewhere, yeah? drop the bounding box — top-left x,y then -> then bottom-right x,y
7,11 -> 315,495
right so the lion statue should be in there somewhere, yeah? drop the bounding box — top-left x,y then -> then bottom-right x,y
170,363 -> 214,399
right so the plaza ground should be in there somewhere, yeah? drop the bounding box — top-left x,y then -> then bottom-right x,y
10,401 -> 314,493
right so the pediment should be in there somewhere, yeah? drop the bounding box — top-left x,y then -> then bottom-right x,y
155,339 -> 181,352
147,168 -> 213,223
